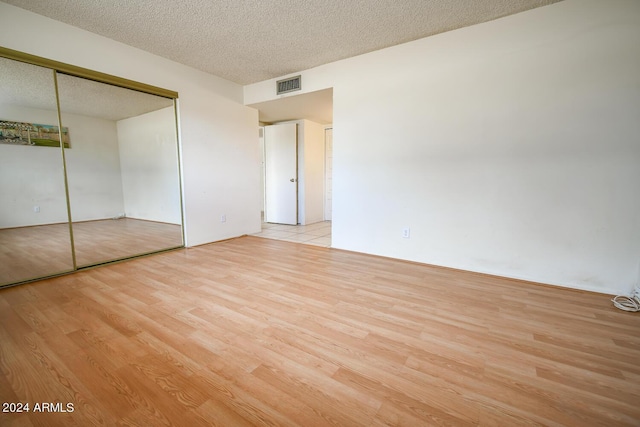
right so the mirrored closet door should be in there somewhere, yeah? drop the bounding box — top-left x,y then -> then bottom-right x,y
0,50 -> 183,287
56,73 -> 183,267
0,57 -> 74,285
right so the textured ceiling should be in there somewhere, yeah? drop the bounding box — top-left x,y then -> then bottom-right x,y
1,57 -> 173,121
4,0 -> 562,85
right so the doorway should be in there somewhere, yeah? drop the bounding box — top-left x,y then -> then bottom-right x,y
249,88 -> 333,247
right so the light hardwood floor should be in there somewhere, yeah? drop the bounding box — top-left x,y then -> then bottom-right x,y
0,236 -> 639,426
0,218 -> 183,286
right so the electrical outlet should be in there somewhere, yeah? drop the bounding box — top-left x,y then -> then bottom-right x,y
402,227 -> 410,239
33,205 -> 40,213
221,214 -> 226,223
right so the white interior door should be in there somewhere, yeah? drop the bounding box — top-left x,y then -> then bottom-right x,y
264,123 -> 298,224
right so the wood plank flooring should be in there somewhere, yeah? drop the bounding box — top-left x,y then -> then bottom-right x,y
0,218 -> 182,286
71,218 -> 182,267
0,236 -> 639,426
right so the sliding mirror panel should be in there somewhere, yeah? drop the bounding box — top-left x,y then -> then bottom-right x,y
0,58 -> 74,285
55,73 -> 183,267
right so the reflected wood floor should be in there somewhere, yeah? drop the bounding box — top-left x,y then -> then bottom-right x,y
0,218 -> 182,286
0,236 -> 639,426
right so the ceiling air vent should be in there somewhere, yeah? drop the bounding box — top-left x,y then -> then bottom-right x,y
276,75 -> 301,95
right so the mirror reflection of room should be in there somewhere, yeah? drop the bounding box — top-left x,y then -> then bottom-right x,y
56,73 -> 183,268
0,54 -> 184,287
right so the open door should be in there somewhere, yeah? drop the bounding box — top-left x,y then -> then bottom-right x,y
264,123 -> 297,224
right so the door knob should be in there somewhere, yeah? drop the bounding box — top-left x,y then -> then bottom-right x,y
290,178 -> 295,182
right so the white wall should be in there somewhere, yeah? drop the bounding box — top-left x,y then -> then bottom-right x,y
324,127 -> 333,221
301,120 -> 326,225
117,107 -> 181,224
245,0 -> 640,295
0,109 -> 68,228
0,2 -> 261,246
179,95 -> 260,244
0,105 -> 125,227
259,126 -> 265,215
62,112 -> 125,222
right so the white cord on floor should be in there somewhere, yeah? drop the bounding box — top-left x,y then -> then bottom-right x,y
612,285 -> 640,312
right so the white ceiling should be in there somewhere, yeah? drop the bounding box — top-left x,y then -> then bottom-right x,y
3,0 -> 562,125
4,0 -> 562,86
